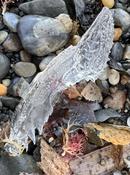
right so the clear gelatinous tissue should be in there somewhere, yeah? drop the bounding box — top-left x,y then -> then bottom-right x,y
9,7 -> 114,150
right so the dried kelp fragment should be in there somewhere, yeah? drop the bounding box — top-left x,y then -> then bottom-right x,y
9,7 -> 114,150
87,123 -> 130,145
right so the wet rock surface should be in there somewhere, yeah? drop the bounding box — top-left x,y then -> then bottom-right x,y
19,0 -> 68,17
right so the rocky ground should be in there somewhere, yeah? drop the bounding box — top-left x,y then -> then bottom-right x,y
1,0 -> 130,175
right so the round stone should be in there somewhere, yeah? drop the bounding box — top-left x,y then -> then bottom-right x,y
17,15 -> 72,56
101,0 -> 115,8
14,62 -> 36,77
0,53 -> 10,79
110,42 -> 124,61
108,69 -> 120,85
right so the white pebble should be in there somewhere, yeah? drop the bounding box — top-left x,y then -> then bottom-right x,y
108,69 -> 120,85
2,79 -> 11,87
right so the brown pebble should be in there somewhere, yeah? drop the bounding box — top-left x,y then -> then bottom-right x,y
113,28 -> 122,41
0,84 -> 7,96
64,85 -> 81,99
121,75 -> 130,85
81,81 -> 103,102
101,0 -> 114,8
103,90 -> 126,110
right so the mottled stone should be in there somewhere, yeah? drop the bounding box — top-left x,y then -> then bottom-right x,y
111,8 -> 130,31
3,33 -> 22,52
14,62 -> 36,77
17,14 -> 72,56
3,12 -> 20,32
0,31 -> 8,44
19,0 -> 68,17
0,53 -> 10,79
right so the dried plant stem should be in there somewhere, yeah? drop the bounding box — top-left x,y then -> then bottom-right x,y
1,0 -> 15,14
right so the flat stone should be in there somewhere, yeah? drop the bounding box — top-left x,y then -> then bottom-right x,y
3,12 -> 20,32
3,33 -> 22,52
14,62 -> 36,77
111,8 -> 130,31
19,0 -> 68,17
39,54 -> 56,71
17,14 -> 72,56
0,31 -> 8,44
0,96 -> 19,109
0,53 -> 10,79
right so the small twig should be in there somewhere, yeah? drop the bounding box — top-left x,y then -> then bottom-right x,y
1,0 -> 15,15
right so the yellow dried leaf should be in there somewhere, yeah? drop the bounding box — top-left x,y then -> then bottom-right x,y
87,123 -> 130,145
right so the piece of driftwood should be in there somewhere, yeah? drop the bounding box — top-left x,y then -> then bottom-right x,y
39,139 -> 130,175
9,7 -> 114,150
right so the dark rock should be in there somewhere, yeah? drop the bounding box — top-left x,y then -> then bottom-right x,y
20,50 -> 31,62
110,42 -> 124,61
3,33 -> 22,52
0,15 -> 4,30
19,0 -> 68,17
0,53 -> 10,79
0,96 -> 19,109
74,0 -> 102,31
3,12 -> 20,32
17,14 -> 72,56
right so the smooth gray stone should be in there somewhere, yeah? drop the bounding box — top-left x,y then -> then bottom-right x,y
111,8 -> 130,31
17,15 -> 70,56
0,53 -> 10,79
14,62 -> 37,77
19,0 -> 68,17
3,12 -> 20,32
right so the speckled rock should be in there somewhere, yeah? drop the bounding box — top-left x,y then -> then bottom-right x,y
3,33 -> 22,52
14,62 -> 36,77
0,53 -> 10,79
111,8 -> 130,31
0,31 -> 8,44
19,0 -> 68,17
3,12 -> 20,32
39,54 -> 56,71
108,69 -> 120,85
17,14 -> 73,56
